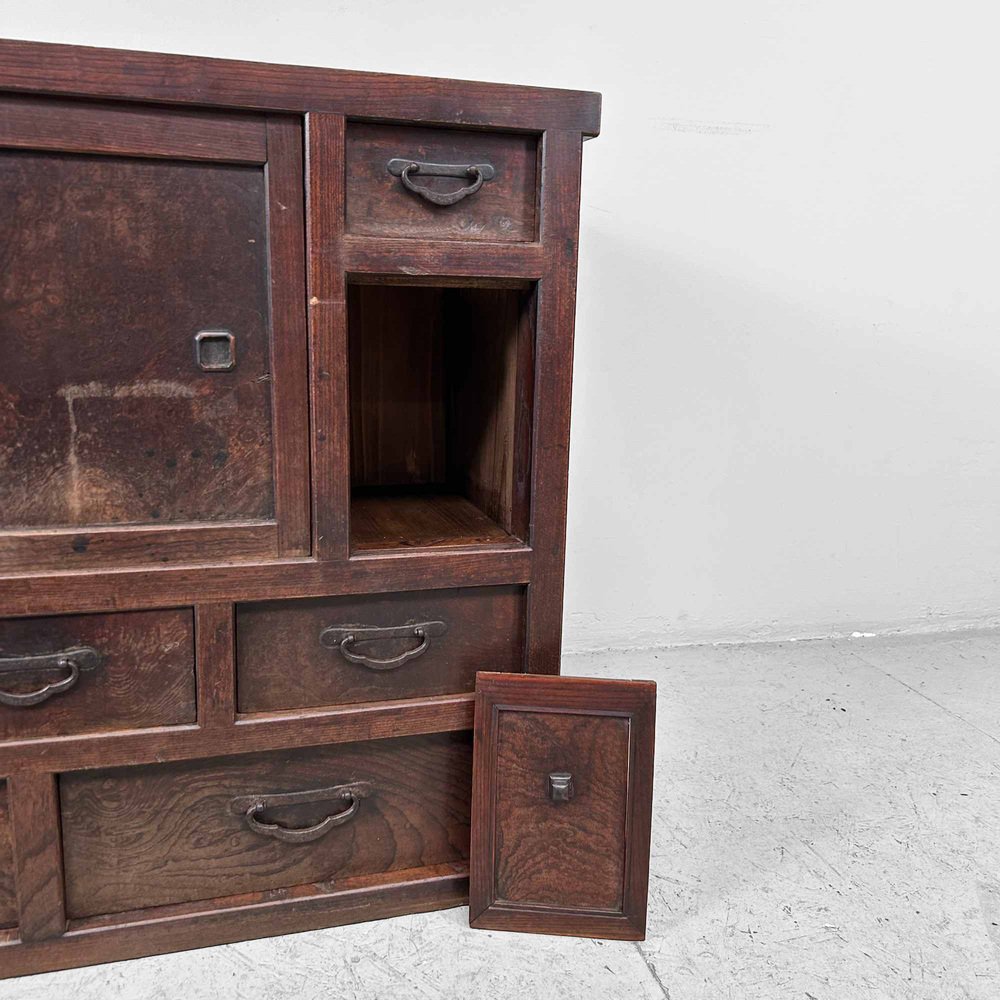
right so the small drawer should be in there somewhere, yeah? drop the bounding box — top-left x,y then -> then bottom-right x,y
0,609 -> 196,742
236,585 -> 525,714
345,123 -> 538,243
60,731 -> 472,918
0,781 -> 15,929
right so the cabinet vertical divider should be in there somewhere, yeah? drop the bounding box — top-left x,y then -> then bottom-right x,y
195,603 -> 237,729
8,771 -> 66,942
305,112 -> 350,562
525,129 -> 585,675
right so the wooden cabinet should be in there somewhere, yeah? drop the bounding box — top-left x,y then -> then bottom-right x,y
0,37 -> 599,977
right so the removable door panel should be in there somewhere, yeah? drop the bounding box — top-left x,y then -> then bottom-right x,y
0,97 -> 309,571
470,673 -> 656,940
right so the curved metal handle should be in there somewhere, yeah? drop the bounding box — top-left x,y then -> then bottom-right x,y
319,621 -> 447,671
232,781 -> 373,844
0,646 -> 101,708
387,158 -> 496,207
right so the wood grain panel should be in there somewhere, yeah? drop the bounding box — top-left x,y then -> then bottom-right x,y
0,782 -> 16,930
346,124 -> 538,242
236,585 -> 525,712
0,95 -> 267,162
349,284 -> 447,487
494,711 -> 628,909
0,608 -> 196,742
61,731 -> 472,918
0,150 -> 275,531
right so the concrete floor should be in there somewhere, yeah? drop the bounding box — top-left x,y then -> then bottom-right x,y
3,632 -> 1000,999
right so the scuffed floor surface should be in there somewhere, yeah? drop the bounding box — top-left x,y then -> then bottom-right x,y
3,632 -> 1000,999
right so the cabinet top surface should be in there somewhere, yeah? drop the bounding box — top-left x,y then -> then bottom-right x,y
0,37 -> 602,136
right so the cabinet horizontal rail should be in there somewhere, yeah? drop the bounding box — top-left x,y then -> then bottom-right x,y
0,693 -> 475,774
342,236 -> 546,282
0,39 -> 601,136
0,863 -> 469,979
0,547 -> 532,618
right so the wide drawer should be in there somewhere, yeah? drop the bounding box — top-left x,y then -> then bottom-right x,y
236,586 -> 525,714
345,123 -> 538,243
60,731 -> 472,918
0,781 -> 15,929
0,609 -> 196,743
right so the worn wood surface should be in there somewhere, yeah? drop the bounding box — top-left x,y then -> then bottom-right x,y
61,731 -> 472,918
0,95 -> 267,163
0,608 -> 196,742
470,673 -> 656,940
9,772 -> 66,941
0,782 -> 16,929
195,603 -> 235,730
346,123 -> 537,242
524,130 -> 585,675
236,585 -> 525,712
0,38 -> 596,976
351,493 -> 521,551
264,117 -> 312,557
0,150 -> 275,532
0,38 -> 601,136
349,284 -> 448,488
0,864 -> 468,980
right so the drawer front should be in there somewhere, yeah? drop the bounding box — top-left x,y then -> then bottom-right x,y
0,781 -> 15,929
0,609 -> 196,742
346,123 -> 538,243
60,731 -> 472,918
236,586 -> 525,713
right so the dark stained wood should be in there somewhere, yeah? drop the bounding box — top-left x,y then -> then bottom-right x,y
0,863 -> 468,980
0,521 -> 278,576
61,731 -> 472,917
445,286 -> 535,539
525,130 -> 586,674
0,95 -> 267,163
346,123 -> 538,242
0,608 -> 196,742
236,585 -> 526,713
265,117 -> 312,557
351,493 -> 519,551
0,547 -> 533,619
195,603 -> 235,729
0,693 -> 474,777
349,285 -> 448,488
0,39 -> 598,975
0,148 -> 275,533
306,112 -> 350,561
343,235 -> 545,280
8,772 -> 66,941
348,281 -> 534,548
0,38 -> 602,136
470,673 -> 656,940
0,782 -> 16,929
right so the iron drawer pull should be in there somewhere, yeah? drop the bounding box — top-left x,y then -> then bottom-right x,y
0,646 -> 102,708
232,781 -> 373,844
319,621 -> 448,670
387,158 -> 496,207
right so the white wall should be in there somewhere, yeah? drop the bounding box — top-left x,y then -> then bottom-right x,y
8,2 -> 1000,650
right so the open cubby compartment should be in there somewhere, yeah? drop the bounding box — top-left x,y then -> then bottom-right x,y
348,277 -> 536,552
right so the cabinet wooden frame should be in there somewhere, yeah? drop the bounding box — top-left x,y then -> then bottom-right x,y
0,96 -> 311,572
0,37 -> 598,978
